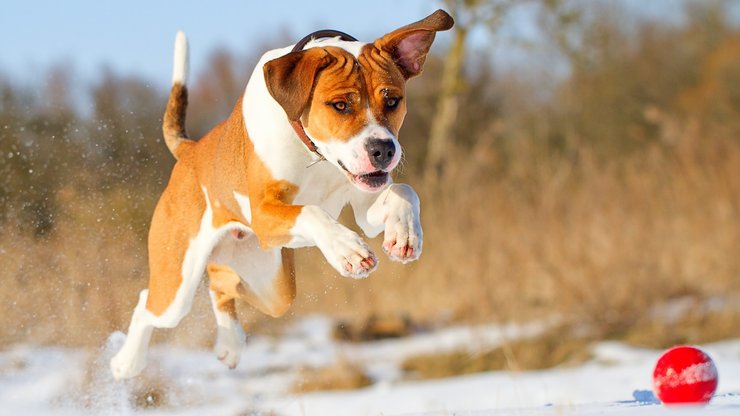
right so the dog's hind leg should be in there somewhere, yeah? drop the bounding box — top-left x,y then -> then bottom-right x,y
110,181 -> 212,380
206,231 -> 296,369
110,289 -> 155,380
207,264 -> 246,369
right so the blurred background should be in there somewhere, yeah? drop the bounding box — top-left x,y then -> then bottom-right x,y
1,0 -> 739,374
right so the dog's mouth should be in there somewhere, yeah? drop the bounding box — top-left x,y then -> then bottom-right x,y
338,160 -> 390,192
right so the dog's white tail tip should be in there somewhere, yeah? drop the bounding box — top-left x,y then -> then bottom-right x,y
172,30 -> 189,85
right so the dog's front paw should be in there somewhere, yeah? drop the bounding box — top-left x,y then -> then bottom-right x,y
383,211 -> 422,263
321,230 -> 377,279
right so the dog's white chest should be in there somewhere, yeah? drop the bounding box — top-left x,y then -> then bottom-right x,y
293,163 -> 352,219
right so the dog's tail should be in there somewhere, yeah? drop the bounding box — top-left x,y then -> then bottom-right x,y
163,31 -> 190,159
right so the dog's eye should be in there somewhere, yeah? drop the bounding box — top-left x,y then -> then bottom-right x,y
331,101 -> 349,113
385,97 -> 401,109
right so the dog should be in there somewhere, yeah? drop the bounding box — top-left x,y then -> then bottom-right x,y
110,9 -> 453,379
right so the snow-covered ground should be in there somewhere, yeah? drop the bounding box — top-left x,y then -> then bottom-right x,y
2,316 -> 739,415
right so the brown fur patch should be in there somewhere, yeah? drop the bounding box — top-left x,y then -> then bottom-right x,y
358,45 -> 408,136
207,265 -> 239,318
263,48 -> 336,121
145,155 -> 205,316
163,83 -> 190,158
302,46 -> 408,142
244,136 -> 302,249
248,178 -> 301,249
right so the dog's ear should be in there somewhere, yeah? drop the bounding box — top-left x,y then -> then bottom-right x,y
264,48 -> 336,121
373,9 -> 454,79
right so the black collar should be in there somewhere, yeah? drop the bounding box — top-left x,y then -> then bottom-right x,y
291,29 -> 358,53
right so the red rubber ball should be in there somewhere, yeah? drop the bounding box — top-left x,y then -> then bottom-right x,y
653,345 -> 718,405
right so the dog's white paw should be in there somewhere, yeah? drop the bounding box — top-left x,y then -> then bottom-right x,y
214,324 -> 245,370
382,211 -> 422,263
365,184 -> 423,264
110,349 -> 146,380
321,229 -> 377,279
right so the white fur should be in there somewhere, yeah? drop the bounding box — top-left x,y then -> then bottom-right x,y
208,289 -> 245,369
209,227 -> 283,306
172,31 -> 189,85
363,184 -> 423,263
233,191 -> 252,223
314,110 -> 401,177
109,289 -> 154,379
244,46 -> 315,182
289,205 -> 376,279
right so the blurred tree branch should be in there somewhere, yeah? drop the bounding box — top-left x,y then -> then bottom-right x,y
425,0 -> 531,183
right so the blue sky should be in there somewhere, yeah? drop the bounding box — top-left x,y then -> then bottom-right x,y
0,0 -> 443,85
1,0 -> 737,88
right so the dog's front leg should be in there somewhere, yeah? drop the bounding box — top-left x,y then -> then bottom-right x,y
250,183 -> 377,279
352,183 -> 423,263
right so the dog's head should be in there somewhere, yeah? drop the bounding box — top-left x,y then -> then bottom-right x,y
264,10 -> 453,192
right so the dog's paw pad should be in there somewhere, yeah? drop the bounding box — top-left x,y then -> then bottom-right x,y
383,215 -> 422,263
323,232 -> 376,279
383,239 -> 420,263
341,251 -> 377,279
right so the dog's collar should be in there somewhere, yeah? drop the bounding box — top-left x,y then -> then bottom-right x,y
289,30 -> 359,166
290,119 -> 325,166
291,29 -> 358,54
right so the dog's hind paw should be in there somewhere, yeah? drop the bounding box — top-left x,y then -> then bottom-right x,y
214,324 -> 245,370
110,350 -> 146,380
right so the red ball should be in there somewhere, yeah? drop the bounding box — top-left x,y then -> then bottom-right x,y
652,345 -> 718,405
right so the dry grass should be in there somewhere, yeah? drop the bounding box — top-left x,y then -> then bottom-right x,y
0,187 -> 217,348
1,106 -> 738,359
401,326 -> 593,380
333,314 -> 415,342
623,299 -> 740,349
292,130 -> 740,339
292,359 -> 373,393
1,3 -> 738,367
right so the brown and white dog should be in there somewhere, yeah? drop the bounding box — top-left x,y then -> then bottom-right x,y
110,10 -> 453,379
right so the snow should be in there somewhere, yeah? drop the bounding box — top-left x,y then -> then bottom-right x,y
1,316 -> 739,415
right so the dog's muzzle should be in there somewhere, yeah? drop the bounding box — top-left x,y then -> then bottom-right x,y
365,138 -> 396,171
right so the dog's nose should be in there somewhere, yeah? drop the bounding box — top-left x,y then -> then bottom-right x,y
365,138 -> 396,170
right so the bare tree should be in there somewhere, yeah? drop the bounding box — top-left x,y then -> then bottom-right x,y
425,0 -> 523,183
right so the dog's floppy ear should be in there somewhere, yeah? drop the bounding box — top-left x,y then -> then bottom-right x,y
264,48 -> 336,121
374,9 -> 454,79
